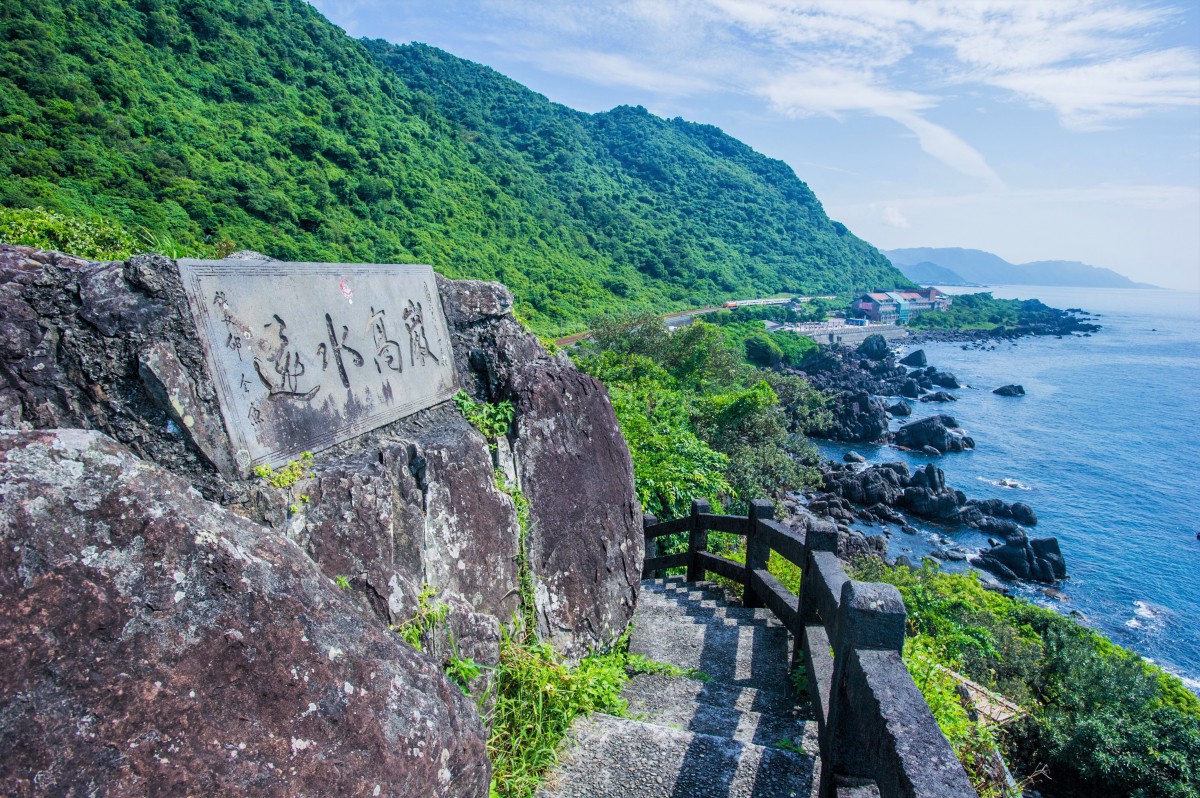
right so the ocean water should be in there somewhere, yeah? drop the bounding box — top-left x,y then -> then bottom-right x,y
815,285 -> 1200,688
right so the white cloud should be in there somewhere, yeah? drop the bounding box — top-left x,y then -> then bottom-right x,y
466,0 -> 1198,179
990,48 -> 1200,129
762,68 -> 1002,186
881,206 -> 909,228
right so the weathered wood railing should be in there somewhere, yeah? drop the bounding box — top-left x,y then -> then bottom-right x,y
643,499 -> 977,798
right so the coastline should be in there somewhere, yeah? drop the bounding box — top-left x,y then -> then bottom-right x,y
794,285 -> 1200,686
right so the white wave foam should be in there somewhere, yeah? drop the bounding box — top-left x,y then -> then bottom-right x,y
976,476 -> 1033,490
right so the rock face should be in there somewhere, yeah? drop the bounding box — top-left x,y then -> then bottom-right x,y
899,349 -> 927,367
893,415 -> 975,454
0,245 -> 644,791
0,244 -> 641,661
993,384 -> 1026,396
0,429 -> 491,797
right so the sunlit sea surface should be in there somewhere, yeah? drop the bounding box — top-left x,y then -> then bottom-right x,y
814,285 -> 1200,689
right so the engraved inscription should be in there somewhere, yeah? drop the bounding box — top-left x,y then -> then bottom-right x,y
177,260 -> 458,472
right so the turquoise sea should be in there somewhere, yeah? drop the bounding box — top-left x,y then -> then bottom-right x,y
816,285 -> 1200,689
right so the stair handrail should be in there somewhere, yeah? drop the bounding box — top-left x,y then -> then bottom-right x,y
642,499 -> 978,798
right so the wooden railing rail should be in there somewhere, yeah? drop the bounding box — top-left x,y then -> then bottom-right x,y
641,499 -> 977,798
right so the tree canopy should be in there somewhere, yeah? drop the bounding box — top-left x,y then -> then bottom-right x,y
0,0 -> 909,335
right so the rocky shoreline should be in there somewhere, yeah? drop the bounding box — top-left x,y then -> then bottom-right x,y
791,332 -> 1071,585
903,308 -> 1101,345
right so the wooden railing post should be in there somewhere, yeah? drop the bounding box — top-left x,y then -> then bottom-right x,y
821,580 -> 907,798
643,513 -> 659,579
743,498 -> 773,608
687,499 -> 710,582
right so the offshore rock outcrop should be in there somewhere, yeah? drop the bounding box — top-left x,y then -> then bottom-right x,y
893,415 -> 975,454
813,461 -> 1065,583
0,244 -> 643,793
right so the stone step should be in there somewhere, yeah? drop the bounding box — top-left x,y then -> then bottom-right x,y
621,673 -> 816,753
641,576 -> 741,605
636,592 -> 784,628
629,612 -> 794,694
536,712 -> 817,798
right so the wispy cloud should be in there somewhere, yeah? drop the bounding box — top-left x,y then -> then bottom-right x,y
466,0 -> 1198,183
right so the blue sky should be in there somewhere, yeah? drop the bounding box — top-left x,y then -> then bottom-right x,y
310,1 -> 1200,290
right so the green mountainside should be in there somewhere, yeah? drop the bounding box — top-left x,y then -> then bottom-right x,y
0,0 -> 907,333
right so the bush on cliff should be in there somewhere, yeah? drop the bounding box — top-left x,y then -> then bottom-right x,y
575,314 -> 826,520
851,558 -> 1200,798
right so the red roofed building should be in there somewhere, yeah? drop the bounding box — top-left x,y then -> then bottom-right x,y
852,288 -> 951,323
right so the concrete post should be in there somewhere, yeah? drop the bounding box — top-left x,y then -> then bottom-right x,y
687,499 -> 711,583
800,521 -> 839,625
821,580 -> 907,798
743,498 -> 773,608
643,513 -> 658,579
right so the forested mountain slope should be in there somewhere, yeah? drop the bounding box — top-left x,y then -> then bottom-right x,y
0,0 -> 907,333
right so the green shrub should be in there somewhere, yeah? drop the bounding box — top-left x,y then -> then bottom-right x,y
851,557 -> 1200,797
574,315 -> 824,520
455,391 -> 515,449
486,624 -> 694,798
0,205 -> 138,260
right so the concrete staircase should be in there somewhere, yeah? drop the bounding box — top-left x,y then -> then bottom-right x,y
537,576 -> 820,798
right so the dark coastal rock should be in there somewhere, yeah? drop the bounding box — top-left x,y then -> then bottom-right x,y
821,390 -> 890,442
993,384 -> 1026,396
900,378 -> 923,399
844,450 -> 867,463
818,460 -> 1052,583
866,503 -> 906,525
0,429 -> 490,797
839,529 -> 889,560
930,371 -> 961,389
966,498 -> 1038,527
899,349 -> 927,367
919,391 -> 958,403
973,536 -> 1066,584
894,414 -> 973,454
972,516 -> 1027,541
856,333 -> 890,361
886,400 -> 912,417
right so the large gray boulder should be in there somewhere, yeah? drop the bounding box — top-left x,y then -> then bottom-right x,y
0,428 -> 490,797
0,244 -> 641,662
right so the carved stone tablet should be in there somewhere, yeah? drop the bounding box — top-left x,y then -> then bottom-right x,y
177,259 -> 458,473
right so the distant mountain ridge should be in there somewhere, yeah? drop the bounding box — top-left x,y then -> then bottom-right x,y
885,247 -> 1156,289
